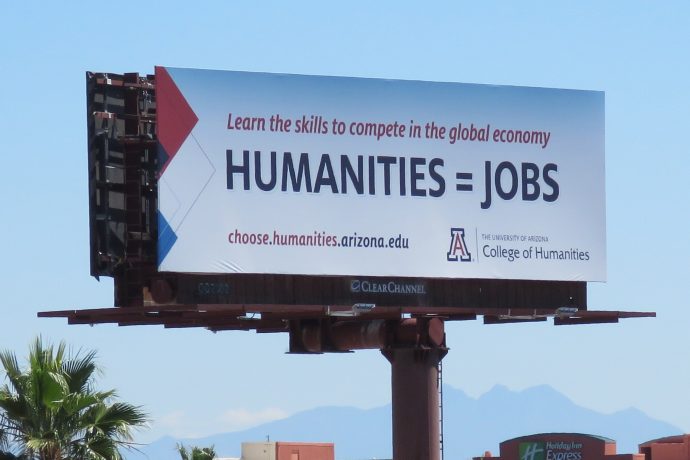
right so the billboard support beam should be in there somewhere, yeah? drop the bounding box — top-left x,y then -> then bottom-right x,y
383,345 -> 448,460
288,317 -> 449,459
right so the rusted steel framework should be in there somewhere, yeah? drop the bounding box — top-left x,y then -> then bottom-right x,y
39,304 -> 653,339
86,72 -> 157,307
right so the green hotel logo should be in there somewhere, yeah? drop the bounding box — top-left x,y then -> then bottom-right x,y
519,442 -> 545,460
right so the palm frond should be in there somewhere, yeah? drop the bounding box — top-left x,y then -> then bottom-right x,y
62,349 -> 99,394
0,352 -> 22,394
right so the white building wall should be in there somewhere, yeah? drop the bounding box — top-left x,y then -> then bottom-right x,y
242,442 -> 277,460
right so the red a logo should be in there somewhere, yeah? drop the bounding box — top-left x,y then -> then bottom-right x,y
447,228 -> 471,262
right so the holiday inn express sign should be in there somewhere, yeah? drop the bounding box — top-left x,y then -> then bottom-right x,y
156,66 -> 605,281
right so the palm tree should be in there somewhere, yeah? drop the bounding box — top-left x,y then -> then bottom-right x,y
176,443 -> 216,460
0,338 -> 148,460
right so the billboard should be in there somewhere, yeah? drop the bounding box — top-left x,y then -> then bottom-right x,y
156,66 -> 605,281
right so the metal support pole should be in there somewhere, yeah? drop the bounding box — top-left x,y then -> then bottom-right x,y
382,347 -> 448,460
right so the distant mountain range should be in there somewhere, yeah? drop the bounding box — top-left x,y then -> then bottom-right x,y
128,384 -> 681,460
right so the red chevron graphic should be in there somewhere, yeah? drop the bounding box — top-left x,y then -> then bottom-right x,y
156,66 -> 198,176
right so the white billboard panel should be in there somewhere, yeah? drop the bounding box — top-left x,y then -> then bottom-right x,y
156,66 -> 606,281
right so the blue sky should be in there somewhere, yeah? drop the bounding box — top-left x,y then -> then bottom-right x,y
1,0 -> 689,445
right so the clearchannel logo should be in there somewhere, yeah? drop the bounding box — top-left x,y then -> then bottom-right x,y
350,279 -> 426,295
519,442 -> 545,460
447,227 -> 471,262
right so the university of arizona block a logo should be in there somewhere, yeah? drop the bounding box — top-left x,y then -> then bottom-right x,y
447,228 -> 471,262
